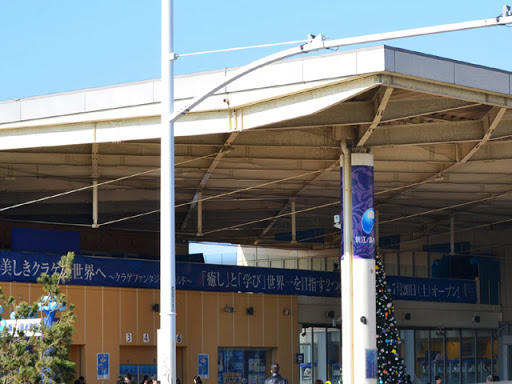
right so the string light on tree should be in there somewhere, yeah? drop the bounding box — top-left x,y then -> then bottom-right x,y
375,253 -> 407,384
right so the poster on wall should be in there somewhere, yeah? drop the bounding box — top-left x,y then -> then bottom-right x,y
97,353 -> 110,380
198,354 -> 209,379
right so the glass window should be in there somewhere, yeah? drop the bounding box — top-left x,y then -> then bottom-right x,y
430,329 -> 445,383
415,330 -> 430,383
218,348 -> 271,384
326,257 -> 340,273
383,252 -> 398,275
445,330 -> 459,384
312,258 -> 325,271
492,329 -> 498,380
399,252 -> 413,276
461,330 -> 476,384
408,329 -> 498,384
120,365 -> 158,384
298,258 -> 310,270
414,252 -> 429,277
299,327 -> 340,384
300,329 -> 313,384
313,328 -> 327,382
327,329 -> 341,384
400,330 -> 415,380
477,330 -> 491,383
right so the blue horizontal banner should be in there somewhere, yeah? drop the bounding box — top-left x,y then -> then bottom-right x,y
0,251 -> 340,297
0,251 -> 477,302
387,275 -> 477,304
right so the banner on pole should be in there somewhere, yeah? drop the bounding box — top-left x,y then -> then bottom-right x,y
341,153 -> 375,260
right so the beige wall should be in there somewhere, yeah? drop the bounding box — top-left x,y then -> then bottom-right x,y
2,282 -> 298,384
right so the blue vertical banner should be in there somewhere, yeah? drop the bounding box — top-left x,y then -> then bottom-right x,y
198,354 -> 209,379
341,154 -> 376,260
97,353 -> 110,380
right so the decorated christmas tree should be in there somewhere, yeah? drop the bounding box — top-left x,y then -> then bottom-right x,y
375,253 -> 407,384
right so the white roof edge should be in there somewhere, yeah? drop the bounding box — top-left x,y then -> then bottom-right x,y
1,45 -> 511,125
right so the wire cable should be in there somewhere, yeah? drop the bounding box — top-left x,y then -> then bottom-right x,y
175,166 -> 332,208
97,166 -> 338,226
0,168 -> 160,213
0,152 -> 220,214
178,39 -> 309,57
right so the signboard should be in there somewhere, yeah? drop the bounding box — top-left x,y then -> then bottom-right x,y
296,353 -> 304,364
0,251 -> 477,303
0,318 -> 42,336
198,354 -> 209,379
97,353 -> 110,380
126,333 -> 133,343
0,251 -> 340,297
387,275 -> 477,304
143,333 -> 150,343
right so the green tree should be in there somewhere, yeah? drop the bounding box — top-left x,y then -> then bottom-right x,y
0,252 -> 76,384
376,253 -> 407,384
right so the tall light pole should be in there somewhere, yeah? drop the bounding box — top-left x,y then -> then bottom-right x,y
159,1 -> 176,384
158,3 -> 512,384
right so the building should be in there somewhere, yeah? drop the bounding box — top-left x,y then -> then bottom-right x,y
1,45 -> 512,384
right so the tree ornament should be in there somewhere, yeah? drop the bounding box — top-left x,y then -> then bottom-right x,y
375,253 -> 407,384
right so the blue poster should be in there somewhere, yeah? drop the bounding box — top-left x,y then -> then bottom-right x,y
340,156 -> 376,260
198,354 -> 209,379
351,165 -> 375,260
97,353 -> 110,380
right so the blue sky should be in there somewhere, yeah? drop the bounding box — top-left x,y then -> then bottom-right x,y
189,242 -> 237,264
1,0 -> 512,102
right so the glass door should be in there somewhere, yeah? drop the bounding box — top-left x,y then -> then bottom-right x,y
299,327 -> 341,384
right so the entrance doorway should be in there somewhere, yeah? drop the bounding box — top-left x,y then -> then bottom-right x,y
299,327 -> 341,384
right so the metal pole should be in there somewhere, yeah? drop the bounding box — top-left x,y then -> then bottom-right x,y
156,7 -> 512,384
197,191 -> 203,236
341,141 -> 354,384
169,12 -> 512,126
92,180 -> 98,228
291,198 -> 297,244
450,215 -> 455,255
159,1 -> 176,384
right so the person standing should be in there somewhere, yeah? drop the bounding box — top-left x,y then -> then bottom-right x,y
434,375 -> 441,384
264,363 -> 288,384
125,373 -> 135,384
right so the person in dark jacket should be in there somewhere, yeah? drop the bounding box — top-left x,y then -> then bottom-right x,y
264,363 -> 288,384
124,373 -> 135,384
